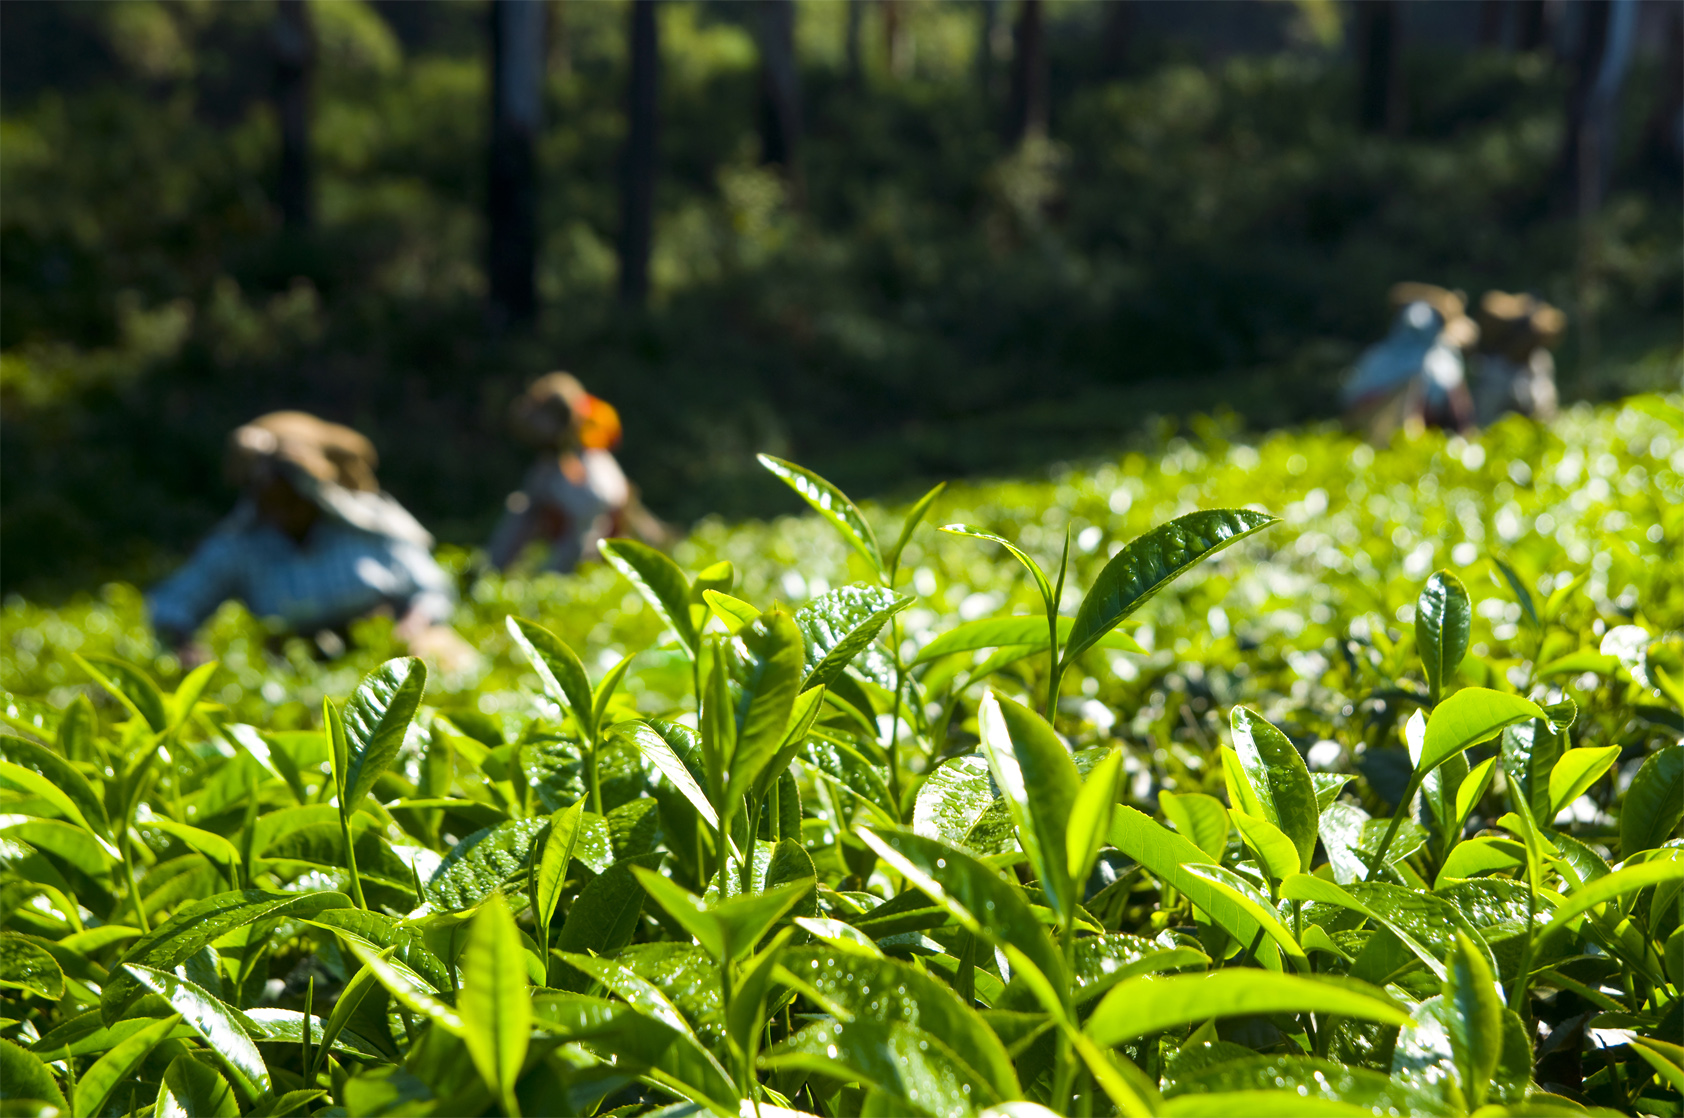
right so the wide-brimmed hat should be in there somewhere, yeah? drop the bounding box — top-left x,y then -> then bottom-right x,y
227,411 -> 380,493
1476,291 -> 1566,360
1389,282 -> 1480,350
510,372 -> 622,451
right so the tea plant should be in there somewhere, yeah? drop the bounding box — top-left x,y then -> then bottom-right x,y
2,399 -> 1682,1117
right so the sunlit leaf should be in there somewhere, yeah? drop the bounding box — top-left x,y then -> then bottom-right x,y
1061,509 -> 1277,671
1086,970 -> 1408,1046
1415,570 -> 1470,704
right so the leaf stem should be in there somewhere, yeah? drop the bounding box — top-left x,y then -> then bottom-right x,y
1363,772 -> 1421,880
119,835 -> 150,934
339,803 -> 368,910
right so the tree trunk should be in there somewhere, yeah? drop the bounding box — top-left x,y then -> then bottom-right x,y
1007,0 -> 1047,145
618,0 -> 658,309
488,0 -> 546,326
1101,0 -> 1131,77
273,0 -> 313,230
1514,0 -> 1551,52
1355,0 -> 1405,135
884,0 -> 911,80
845,0 -> 863,89
758,0 -> 801,174
1641,3 -> 1683,178
1477,0 -> 1506,48
1561,0 -> 1637,216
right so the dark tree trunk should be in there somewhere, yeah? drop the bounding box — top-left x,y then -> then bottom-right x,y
1561,0 -> 1637,216
1007,0 -> 1047,144
845,0 -> 863,89
1641,3 -> 1684,178
884,0 -> 910,79
1477,0 -> 1506,48
488,0 -> 546,326
757,0 -> 801,174
1514,0 -> 1551,52
1101,0 -> 1132,77
618,0 -> 658,309
273,0 -> 313,229
1355,0 -> 1405,135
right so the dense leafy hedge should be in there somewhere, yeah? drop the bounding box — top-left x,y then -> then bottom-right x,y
2,397 -> 1681,1117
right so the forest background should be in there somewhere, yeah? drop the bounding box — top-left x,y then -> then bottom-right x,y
2,0 -> 1680,598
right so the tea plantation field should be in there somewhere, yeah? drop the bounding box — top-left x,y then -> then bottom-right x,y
2,396 -> 1681,1118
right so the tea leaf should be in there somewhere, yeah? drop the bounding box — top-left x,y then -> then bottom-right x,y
154,1052 -> 238,1118
124,963 -> 270,1096
1621,746 -> 1684,857
1062,509 -> 1278,670
600,538 -> 700,656
507,618 -> 595,740
1086,970 -> 1408,1046
74,1013 -> 182,1117
338,656 -> 426,815
1547,745 -> 1621,817
759,454 -> 884,575
1415,570 -> 1471,704
978,691 -> 1080,916
459,894 -> 530,1113
1229,707 -> 1318,872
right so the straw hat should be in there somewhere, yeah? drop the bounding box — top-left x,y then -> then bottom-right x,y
227,411 -> 380,494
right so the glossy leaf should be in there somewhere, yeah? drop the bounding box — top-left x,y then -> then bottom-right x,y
1499,718 -> 1566,820
1107,807 -> 1272,969
1,1036 -> 67,1112
338,657 -> 427,814
154,1052 -> 239,1118
764,1016 -> 998,1117
0,733 -> 111,839
1442,930 -> 1503,1110
1158,792 -> 1230,862
978,690 -> 1080,916
759,454 -> 884,574
941,524 -> 1056,616
776,946 -> 1018,1099
914,616 -> 1145,665
555,852 -> 663,958
459,893 -> 530,1111
78,654 -> 170,732
1534,858 -> 1684,955
507,618 -> 595,740
796,584 -> 911,691
1622,745 -> 1684,857
1229,707 -> 1317,872
724,608 -> 806,809
1066,747 -> 1123,886
1547,745 -> 1621,817
857,827 -> 1067,1003
619,720 -> 719,830
1415,570 -> 1471,704
103,889 -> 350,1020
1180,863 -> 1306,968
0,758 -> 100,838
1061,509 -> 1277,670
887,480 -> 946,577
425,817 -> 547,911
0,934 -> 64,1000
1229,811 -> 1299,883
534,800 -> 587,932
340,936 -> 462,1033
702,589 -> 759,634
1164,1056 -> 1439,1117
1418,688 -> 1543,777
125,963 -> 270,1096
74,1013 -> 183,1117
600,538 -> 700,656
1086,970 -> 1408,1046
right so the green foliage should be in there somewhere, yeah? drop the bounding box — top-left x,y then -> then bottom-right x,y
3,402 -> 1683,1115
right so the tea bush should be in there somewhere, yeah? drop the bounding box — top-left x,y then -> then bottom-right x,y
2,396 -> 1681,1117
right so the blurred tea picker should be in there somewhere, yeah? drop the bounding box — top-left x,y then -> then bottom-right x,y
487,372 -> 670,573
1340,283 -> 1478,440
1472,290 -> 1563,426
147,411 -> 476,672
